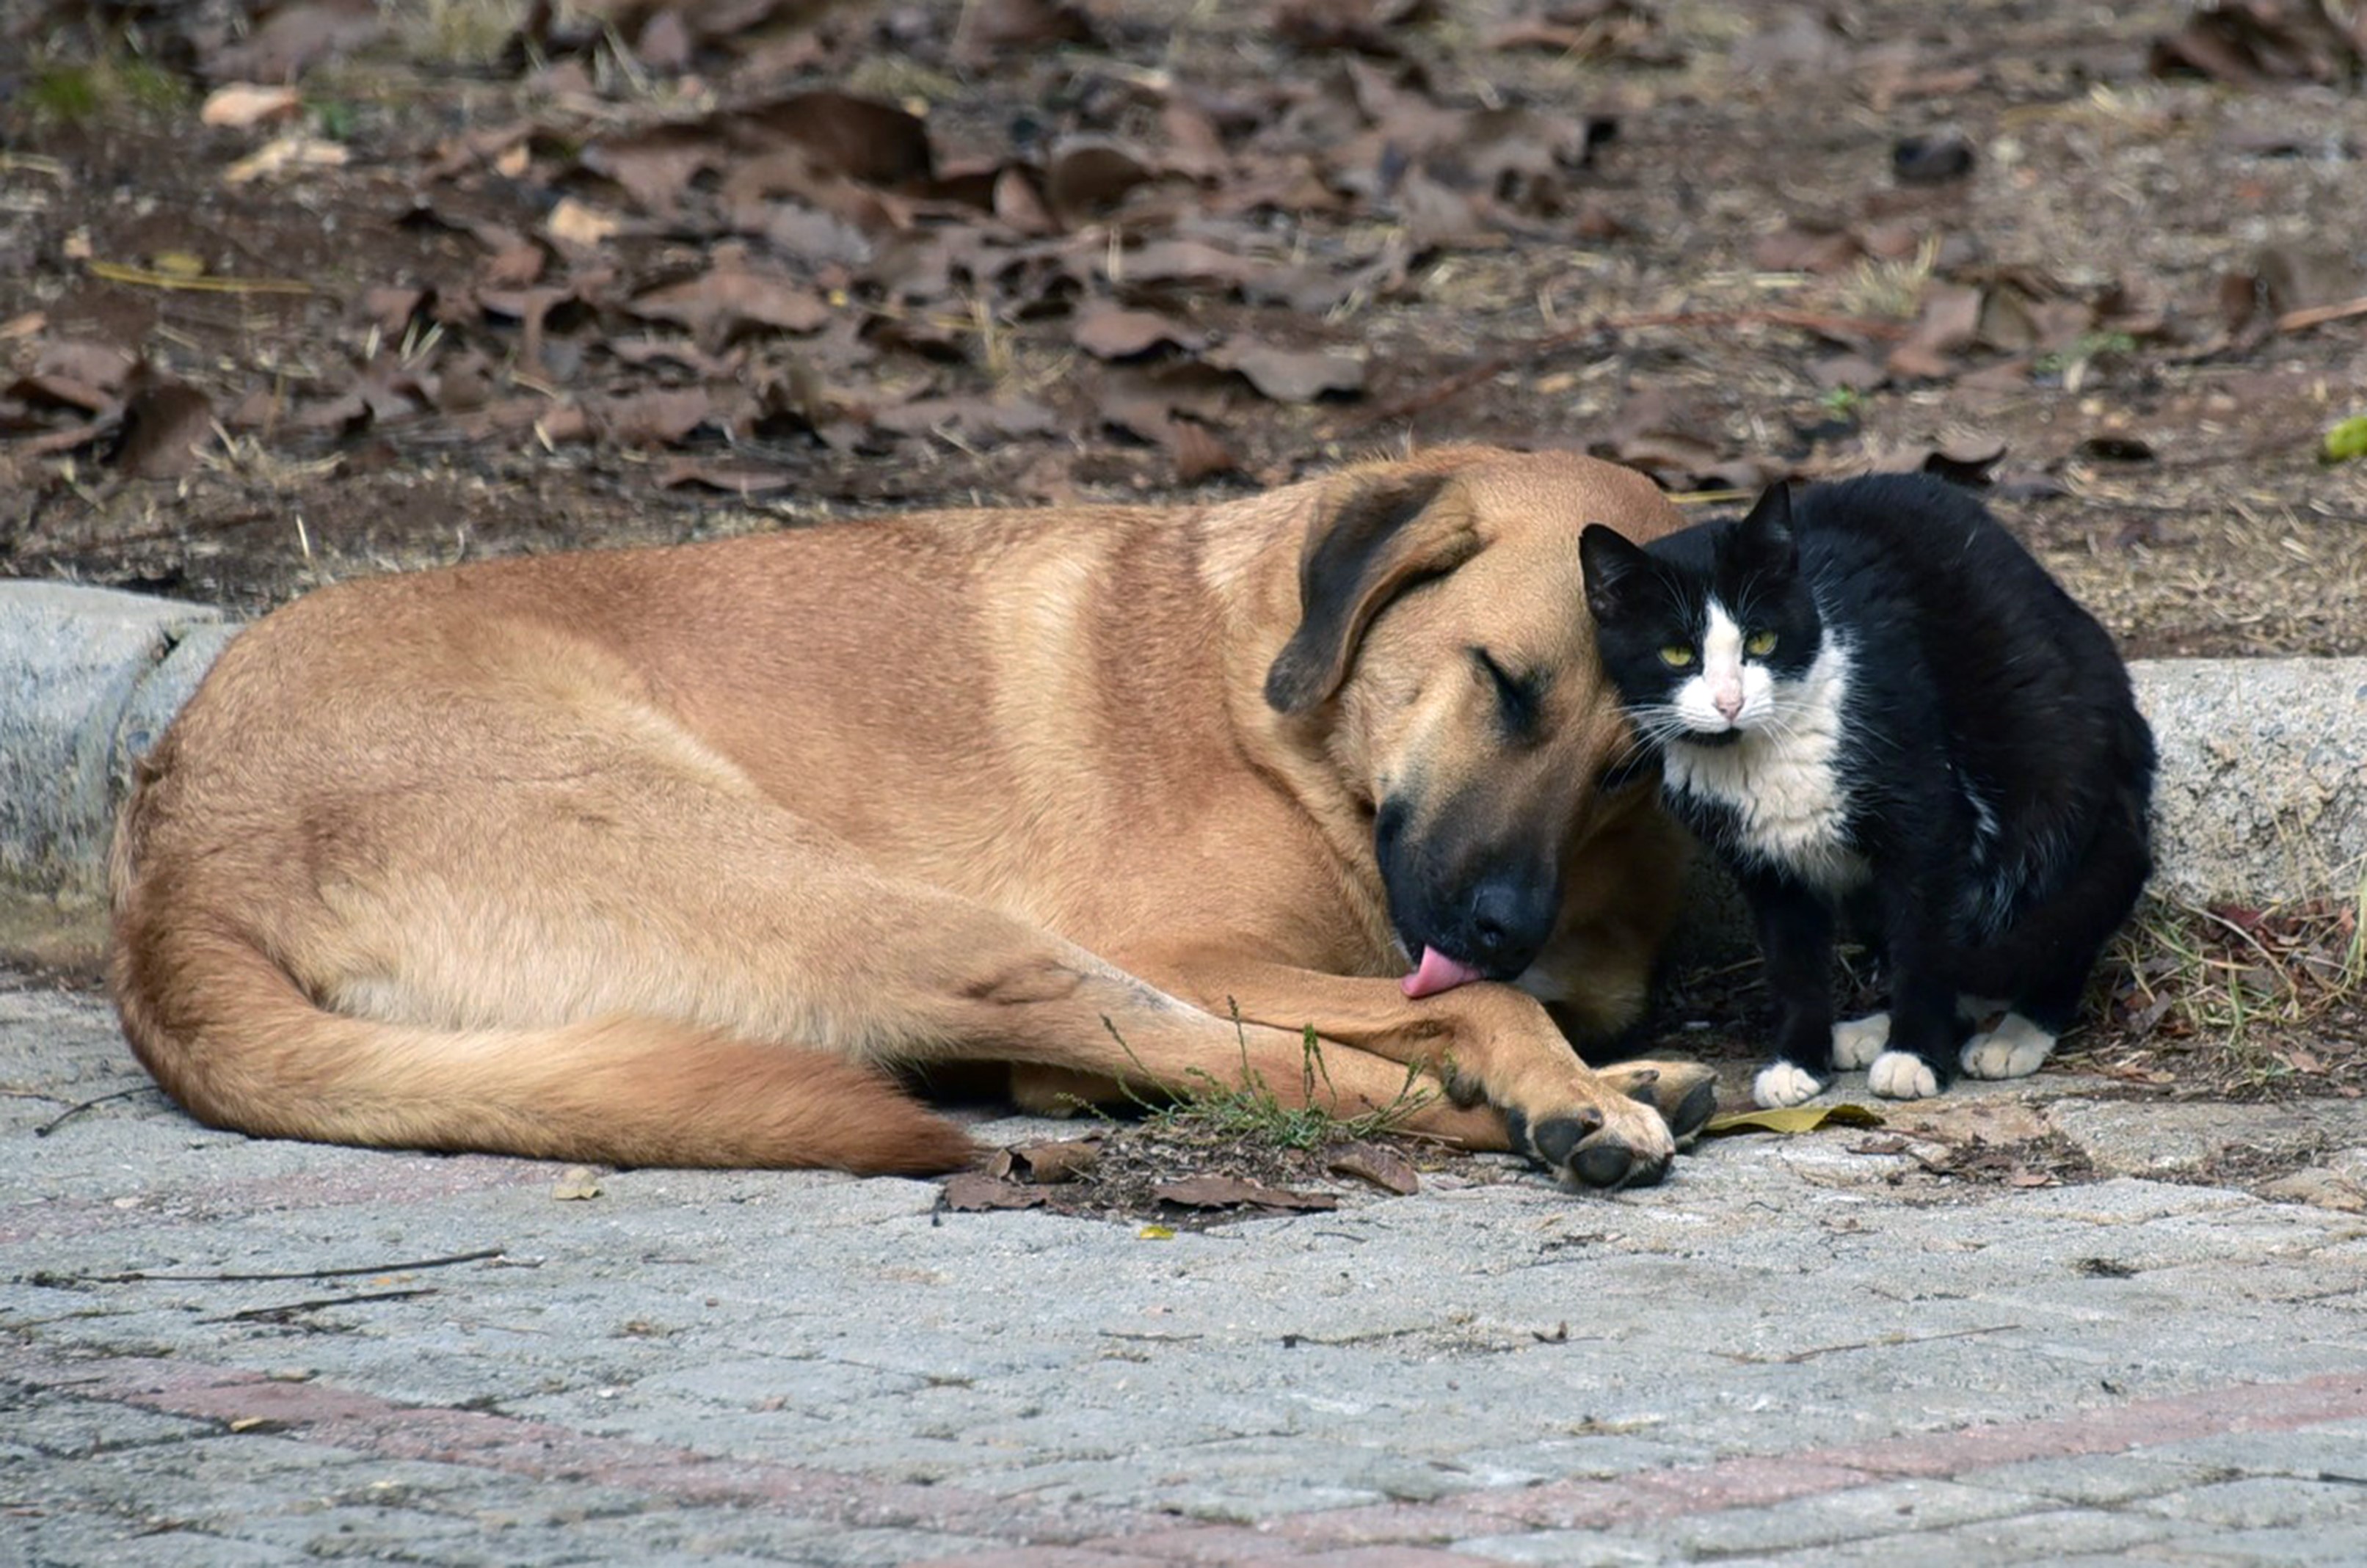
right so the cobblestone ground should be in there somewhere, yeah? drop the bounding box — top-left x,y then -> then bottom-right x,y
7,985 -> 2367,1566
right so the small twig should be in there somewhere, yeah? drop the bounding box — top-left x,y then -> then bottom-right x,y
34,1086 -> 161,1138
48,1248 -> 506,1286
1726,1322 -> 2018,1365
84,258 -> 313,296
214,1286 -> 437,1324
2277,295 -> 2367,333
1342,307 -> 1913,432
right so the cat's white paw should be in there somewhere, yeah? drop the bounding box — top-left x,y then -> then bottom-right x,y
1867,1050 -> 1941,1100
1961,1013 -> 2057,1080
1830,1013 -> 1891,1070
1753,1061 -> 1827,1109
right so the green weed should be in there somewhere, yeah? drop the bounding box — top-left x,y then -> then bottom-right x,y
1095,1009 -> 1439,1150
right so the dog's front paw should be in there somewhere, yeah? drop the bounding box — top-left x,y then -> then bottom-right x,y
1868,1050 -> 1941,1100
1830,1013 -> 1891,1070
1753,1060 -> 1826,1109
1506,1092 -> 1674,1191
1960,1013 -> 2056,1080
1596,1059 -> 1719,1147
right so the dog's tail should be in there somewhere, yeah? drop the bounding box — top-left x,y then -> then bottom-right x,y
111,917 -> 978,1175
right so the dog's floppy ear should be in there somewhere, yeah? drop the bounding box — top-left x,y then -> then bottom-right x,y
1265,470 -> 1473,715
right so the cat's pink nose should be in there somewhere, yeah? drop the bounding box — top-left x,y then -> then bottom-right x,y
1715,687 -> 1743,720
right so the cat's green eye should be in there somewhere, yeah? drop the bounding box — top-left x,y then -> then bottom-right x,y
1744,630 -> 1778,657
1659,646 -> 1694,668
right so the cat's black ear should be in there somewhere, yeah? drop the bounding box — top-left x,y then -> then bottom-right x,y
1735,483 -> 1800,576
1579,524 -> 1651,621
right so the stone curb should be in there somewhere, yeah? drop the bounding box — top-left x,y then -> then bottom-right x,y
2,583 -> 241,967
2,581 -> 2362,969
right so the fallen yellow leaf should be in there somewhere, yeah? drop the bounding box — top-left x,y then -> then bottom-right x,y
200,83 -> 301,129
547,197 -> 622,248
1701,1102 -> 1886,1137
225,134 -> 349,186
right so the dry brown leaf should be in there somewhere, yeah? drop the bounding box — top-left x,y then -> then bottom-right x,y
732,92 -> 934,189
2149,1 -> 2364,87
1326,1141 -> 1419,1195
1811,353 -> 1888,393
941,1172 -> 1050,1211
1164,418 -> 1240,484
1045,139 -> 1156,224
593,387 -> 719,447
1863,432 -> 2008,485
655,458 -> 804,495
1488,1 -> 1676,63
999,1138 -> 1104,1184
633,8 -> 692,73
33,340 -> 137,401
111,379 -> 215,479
362,285 -> 431,338
1753,225 -> 1864,275
1594,387 -> 1775,489
1072,306 -> 1201,360
992,167 -> 1058,236
959,0 -> 1099,59
581,125 -> 726,215
1119,239 -> 1264,288
1207,339 -> 1365,401
630,260 -> 830,346
206,0 -> 384,82
1152,1175 -> 1339,1211
1160,99 -> 1230,181
1886,282 -> 1984,379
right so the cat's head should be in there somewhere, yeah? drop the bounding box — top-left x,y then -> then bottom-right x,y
1579,483 -> 1823,749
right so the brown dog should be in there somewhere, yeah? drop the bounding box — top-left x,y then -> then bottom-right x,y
109,446 -> 1706,1189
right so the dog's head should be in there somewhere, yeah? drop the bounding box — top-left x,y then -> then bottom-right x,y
1265,452 -> 1686,996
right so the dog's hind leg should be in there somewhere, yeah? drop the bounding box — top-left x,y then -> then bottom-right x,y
211,693 -> 1514,1168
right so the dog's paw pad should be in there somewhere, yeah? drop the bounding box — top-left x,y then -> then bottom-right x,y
1510,1104 -> 1669,1191
1753,1061 -> 1826,1109
1830,1013 -> 1891,1070
1663,1075 -> 1717,1145
1571,1137 -> 1650,1189
1528,1111 -> 1601,1171
1868,1051 -> 1941,1100
1961,1015 -> 2057,1080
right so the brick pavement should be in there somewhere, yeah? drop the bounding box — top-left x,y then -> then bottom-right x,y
9,984 -> 2367,1564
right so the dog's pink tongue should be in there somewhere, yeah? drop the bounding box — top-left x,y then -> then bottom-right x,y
1401,946 -> 1486,999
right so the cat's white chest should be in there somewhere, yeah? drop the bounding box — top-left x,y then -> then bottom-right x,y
1665,637 -> 1864,889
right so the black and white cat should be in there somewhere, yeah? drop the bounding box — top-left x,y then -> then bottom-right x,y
1579,475 -> 2155,1107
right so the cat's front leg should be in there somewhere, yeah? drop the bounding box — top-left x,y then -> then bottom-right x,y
1865,902 -> 1963,1100
1742,872 -> 1839,1108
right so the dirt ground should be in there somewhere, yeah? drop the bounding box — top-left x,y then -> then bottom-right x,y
3,0 -> 2362,1186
